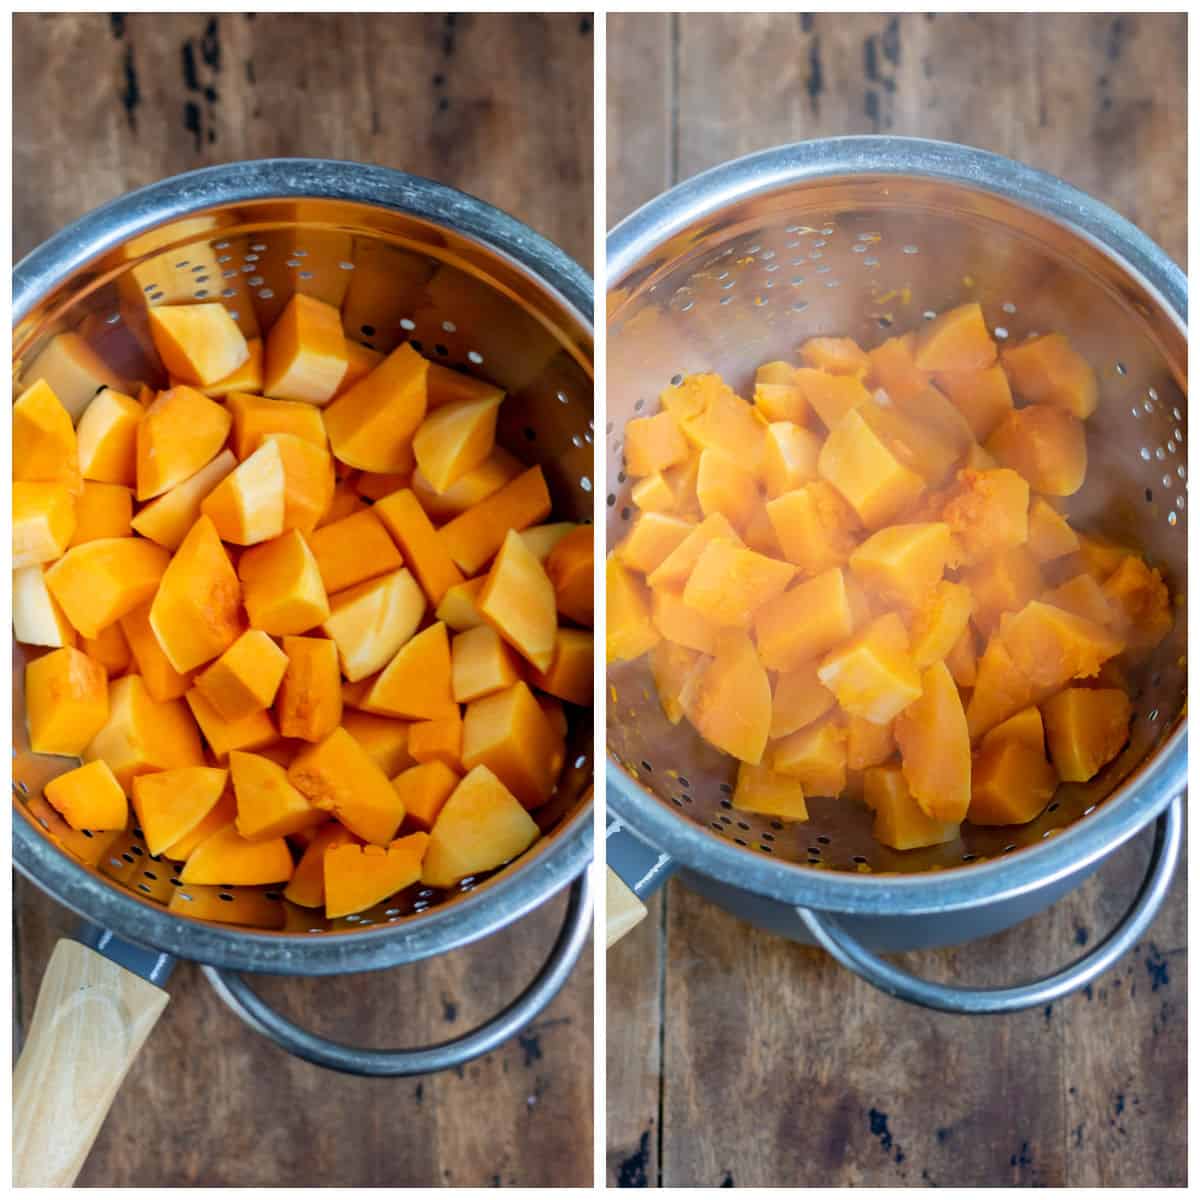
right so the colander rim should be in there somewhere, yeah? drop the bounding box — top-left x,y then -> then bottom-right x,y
13,158 -> 594,972
606,135 -> 1187,915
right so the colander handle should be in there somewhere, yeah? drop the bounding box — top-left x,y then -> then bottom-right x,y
605,820 -> 677,947
199,868 -> 592,1076
795,794 -> 1183,1015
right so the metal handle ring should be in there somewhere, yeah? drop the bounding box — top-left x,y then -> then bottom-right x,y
200,870 -> 593,1076
796,793 -> 1182,1014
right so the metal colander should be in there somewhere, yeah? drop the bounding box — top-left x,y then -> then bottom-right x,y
606,139 -> 1185,1008
13,160 -> 592,1071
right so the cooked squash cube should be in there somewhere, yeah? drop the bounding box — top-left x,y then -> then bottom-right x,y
411,445 -> 519,520
148,303 -> 249,387
161,783 -> 236,862
372,487 -> 465,606
893,660 -> 970,821
795,368 -> 871,431
866,764 -> 960,850
846,714 -> 897,771
131,449 -> 237,551
452,624 -> 522,703
682,539 -> 795,627
413,392 -> 503,493
14,379 -> 79,493
229,749 -> 324,841
649,641 -> 705,725
772,717 -> 847,796
762,422 -> 821,498
940,468 -> 1030,566
981,704 -> 1046,754
800,336 -> 870,377
227,390 -> 327,461
321,567 -> 424,681
669,374 -> 765,473
817,612 -> 922,725
965,633 -> 1044,742
69,482 -> 133,546
645,511 -> 740,590
933,364 -> 1013,441
1101,554 -> 1174,651
629,472 -> 678,514
622,410 -> 690,477
684,631 -> 772,766
770,660 -> 836,739
324,833 -> 429,918
179,823 -> 293,885
964,546 -> 1044,637
1043,573 -> 1117,628
818,408 -> 925,529
998,600 -> 1124,690
606,556 -> 660,663
366,622 -> 457,721
753,382 -> 809,425
968,738 -> 1058,826
544,524 -> 593,628
135,385 -> 232,501
478,529 -> 557,671
866,333 -> 931,408
238,529 -> 330,637
907,580 -> 974,670
194,629 -> 288,722
1001,332 -> 1097,419
46,536 -> 169,638
13,564 -> 76,648
14,482 -> 76,568
1027,497 -> 1079,563
651,586 -> 722,654
986,405 -> 1087,496
262,294 -> 349,405
185,687 -> 277,760
201,438 -> 286,545
437,466 -> 552,576
45,759 -> 128,832
859,401 -> 964,487
1041,687 -> 1131,783
461,681 -> 562,808
120,601 -> 192,702
849,522 -> 951,612
695,447 -> 760,528
913,302 -> 996,372
1072,532 -> 1132,581
755,568 -> 854,672
732,761 -> 808,821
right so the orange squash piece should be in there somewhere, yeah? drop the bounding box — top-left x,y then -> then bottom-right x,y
731,761 -> 808,821
849,522 -> 951,611
860,399 -> 966,486
162,788 -> 237,861
998,600 -> 1124,691
201,437 -> 287,544
682,540 -> 795,627
818,612 -> 922,725
321,568 -> 424,681
451,624 -> 522,703
13,482 -> 77,568
148,303 -> 250,387
895,660 -> 971,823
262,294 -> 349,405
763,481 -> 857,576
437,466 -> 552,576
980,705 -> 1047,754
618,513 -> 691,575
649,642 -> 705,725
408,711 -> 464,770
392,761 -> 460,831
530,628 -> 593,707
461,681 -> 562,808
341,711 -> 415,777
1043,573 -> 1117,628
334,341 -> 385,399
799,336 -> 870,377
14,565 -> 76,648
650,586 -> 722,653
283,822 -> 358,908
770,661 -> 836,739
1001,333 -> 1097,419
45,760 -> 129,833
46,537 -> 170,638
21,331 -> 124,420
906,580 -> 974,670
182,337 -> 264,398
14,380 -> 80,494
818,408 -> 926,529
545,525 -> 594,627
1027,497 -> 1079,563
753,380 -> 808,425
435,575 -> 488,632
83,622 -> 130,675
185,687 -> 277,760
366,622 -> 457,720
478,529 -> 557,672
846,714 -> 896,771
324,833 -> 430,918
683,631 -> 771,766
69,482 -> 133,546
940,468 -> 1030,567
772,717 -> 847,797
131,766 -> 228,855
866,333 -> 931,408
762,422 -> 821,498
135,385 -> 232,500
227,390 -> 328,460
695,447 -> 760,528
277,636 -> 343,741
933,364 -> 1013,441
964,546 -> 1044,637
238,529 -> 330,636
307,509 -> 404,595
411,446 -> 523,521
131,449 -> 237,551
913,302 -> 996,372
179,823 -> 293,886
195,629 -> 289,721
372,487 -> 466,605
667,374 -> 765,473
631,473 -> 676,517
623,411 -> 690,476
267,432 -> 335,535
1041,687 -> 1131,783
945,625 -> 978,689
968,737 -> 1058,826
985,405 -> 1087,496
413,393 -> 503,492
606,556 -> 660,663
119,601 -> 192,701
794,368 -> 872,431
1101,554 -> 1174,651
965,633 -> 1044,743
230,749 -> 325,841
754,567 -> 854,672
645,512 -> 741,590
866,764 -> 960,850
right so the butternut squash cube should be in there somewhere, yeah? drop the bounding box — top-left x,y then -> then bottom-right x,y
324,833 -> 429,918
227,390 -> 328,460
903,581 -> 971,670
80,622 -> 129,676
650,587 -> 721,654
230,749 -> 325,841
754,568 -> 853,672
800,336 -> 870,377
411,446 -> 523,521
795,368 -> 872,430
307,509 -> 403,595
894,660 -> 971,822
45,759 -> 128,832
185,687 -> 277,760
818,612 -> 922,725
968,739 -> 1058,826
179,823 -> 293,886
436,576 -> 487,631
818,408 -> 926,529
276,636 -> 343,741
1101,555 -> 1174,651
981,704 -> 1046,754
1041,687 -> 1131,783
366,622 -> 457,720
765,481 -> 861,576
420,765 -> 539,888
913,302 -> 996,372
323,342 -> 428,472
964,546 -> 1045,637
341,711 -> 414,777
986,405 -> 1087,496
21,331 -> 123,420
201,438 -> 286,545
335,340 -> 385,398
452,624 -> 522,703
288,726 -> 406,844
85,675 -> 205,789
623,411 -> 689,476
262,294 -> 348,405
732,761 -> 808,821
461,681 -> 562,807
14,380 -> 79,493
998,600 -> 1124,690
238,529 -> 330,636
282,822 -> 357,908
683,631 -> 772,766
23,794 -> 122,866
650,641 -> 705,725
945,625 -> 978,688
182,337 -> 264,398
131,449 -> 237,551
772,717 -> 847,796
408,712 -> 463,770
940,468 -> 1030,566
148,302 -> 250,387
317,479 -> 368,527
131,766 -> 228,855
695,447 -> 760,528
162,788 -> 237,861
267,432 -> 335,535
393,761 -> 460,831
1028,497 -> 1079,563
606,556 -> 660,662
530,627 -> 593,707
413,393 -> 503,493
321,568 -> 424,680
14,482 -> 76,568
847,714 -> 897,771
682,540 -> 795,627
1001,333 -> 1097,419
669,375 -> 765,473
933,364 -> 1013,441
770,661 -> 836,739
751,382 -> 807,424
120,601 -> 191,701
356,466 -> 415,501
849,522 -> 951,612
645,511 -> 740,590
478,528 -> 557,671
860,401 -> 965,487
965,633 -> 1043,742
544,524 -> 593,628
866,333 -> 931,408
13,564 -> 75,648
135,385 -> 232,501
1043,573 -> 1117,628
46,537 -> 169,638
866,765 -> 960,850
373,487 -> 465,605
437,465 -> 552,576
762,422 -> 821,498
69,482 -> 133,546
194,629 -> 288,721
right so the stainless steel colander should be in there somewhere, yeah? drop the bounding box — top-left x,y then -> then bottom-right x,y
13,162 -> 594,1180
606,137 -> 1185,1013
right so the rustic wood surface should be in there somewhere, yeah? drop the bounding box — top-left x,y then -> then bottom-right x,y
606,12 -> 1186,1188
13,12 -> 594,1188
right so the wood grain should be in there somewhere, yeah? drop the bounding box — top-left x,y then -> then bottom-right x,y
13,11 -> 594,1188
605,11 -> 1186,1188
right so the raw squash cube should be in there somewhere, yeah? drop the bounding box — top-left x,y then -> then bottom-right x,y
1001,333 -> 1097,419
461,681 -> 562,807
357,467 -> 416,503
372,487 -> 465,605
239,529 -> 330,636
683,631 -> 772,766
334,341 -> 384,398
183,337 -> 264,398
762,422 -> 821,498
282,822 -> 358,908
321,568 -> 424,680
986,406 -> 1087,496
411,447 -> 523,521
754,568 -> 853,672
651,586 -> 721,654
420,765 -> 539,888
849,522 -> 951,611
392,761 -> 460,831
530,627 -> 592,707
230,749 -> 325,841
894,660 -> 971,822
965,633 -> 1044,742
964,546 -> 1044,637
318,479 -> 368,527
436,576 -> 487,631
69,482 -> 133,546
866,765 -> 960,850
262,294 -> 349,405
307,509 -> 404,595
866,333 -> 931,408
818,612 -> 922,725
195,629 -> 288,721
772,717 -> 847,797
907,580 -> 974,670
606,556 -> 660,663
1043,573 -> 1117,627
846,714 -> 897,771
913,302 -> 996,372
131,449 -> 237,551
131,766 -> 228,855
276,636 -> 343,741
81,622 -> 129,678
135,385 -> 232,501
341,711 -> 415,777
45,759 -> 128,832
13,564 -> 76,648
85,674 -> 205,789
818,408 -> 925,529
366,623 -> 457,720
968,739 -> 1058,826
13,482 -> 76,568
179,823 -> 293,886
120,601 -> 192,701
770,661 -> 836,739
227,390 -> 328,460
731,761 -> 808,821
324,833 -> 429,918
408,712 -> 463,770
426,361 -> 504,410
1041,687 -> 1132,782
478,529 -> 557,671
13,379 -> 79,493
452,624 -> 522,702
268,432 -> 334,535
437,466 -> 553,576
185,688 -> 277,760
544,524 -> 593,628
645,512 -> 740,590
1027,497 -> 1079,563
148,303 -> 250,387
288,726 -> 406,845
682,540 -> 794,627
201,438 -> 286,545
998,600 -> 1124,690
413,393 -> 503,492
795,368 -> 872,430
622,411 -> 689,476
933,364 -> 1013,441
765,481 -> 861,576
799,336 -> 870,377
162,788 -> 237,862
696,447 -> 760,528
1101,555 -> 1174,651
323,342 -> 428,472
940,468 -> 1030,566
46,537 -> 170,638
619,513 -> 692,575
20,331 -> 123,420
649,641 -> 704,725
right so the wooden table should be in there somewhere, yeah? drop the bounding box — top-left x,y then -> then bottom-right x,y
13,13 -> 593,1187
606,12 -> 1186,1188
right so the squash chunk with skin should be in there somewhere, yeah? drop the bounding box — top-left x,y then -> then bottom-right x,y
201,438 -> 286,545
622,411 -> 690,476
185,688 -> 277,760
46,537 -> 169,638
307,509 -> 403,595
986,406 -> 1087,496
530,628 -> 592,707
770,661 -> 836,739
131,766 -> 227,855
409,712 -> 463,770
180,824 -> 293,885
70,482 -> 133,545
230,750 -> 324,841
136,386 -> 232,501
818,612 -> 923,725
682,540 -> 794,627
341,711 -> 414,777
321,568 -> 424,680
940,468 -> 1030,566
1043,573 -> 1117,627
684,631 -> 771,766
998,600 -> 1124,691
262,294 -> 348,405
773,717 -> 847,797
283,822 -> 358,908
800,336 -> 870,377
766,480 -> 860,575
227,391 -> 328,460
452,624 -> 522,703
324,833 -> 430,918
14,380 -> 79,493
420,766 -> 539,888
933,364 -> 1013,441
763,422 -> 821,498
849,523 -> 951,612
913,302 -> 996,372
755,568 -> 854,672
120,602 -> 191,701
413,393 -> 503,492
149,515 -> 242,673
195,629 -> 288,722
646,512 -> 740,589
367,623 -> 457,720
372,488 -> 464,606
393,761 -> 461,831
14,482 -> 77,568
1028,497 -> 1079,563
438,466 -> 552,576
651,587 -> 721,654
288,726 -> 406,844
462,681 -> 562,807
14,565 -> 76,648
908,580 -> 974,669
131,449 -> 237,551
796,368 -> 872,430
696,448 -> 760,528
1042,688 -> 1131,782
606,556 -> 660,662
818,408 -> 925,529
969,737 -> 1058,826
85,675 -> 205,789
239,530 -> 330,637
1101,555 -> 1173,651
964,546 -> 1044,637
895,661 -> 971,823
847,714 -> 896,771
323,342 -> 428,472
479,529 -> 557,671
1001,333 -> 1097,419
277,636 -> 343,741
866,765 -> 960,850
148,303 -> 249,387
46,760 -> 128,833
545,525 -> 593,627
965,632 -> 1045,742
268,432 -> 335,535
732,761 -> 808,821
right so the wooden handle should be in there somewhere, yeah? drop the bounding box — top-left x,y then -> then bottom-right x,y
606,867 -> 648,948
13,939 -> 169,1187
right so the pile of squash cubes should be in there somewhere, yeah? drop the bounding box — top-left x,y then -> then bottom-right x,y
608,303 -> 1173,851
15,290 -> 592,923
